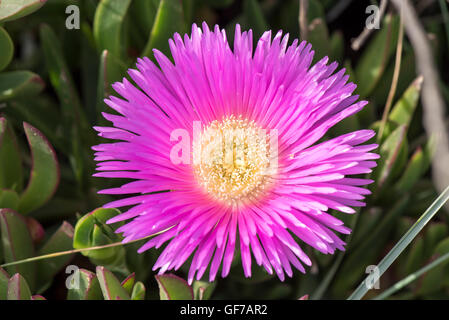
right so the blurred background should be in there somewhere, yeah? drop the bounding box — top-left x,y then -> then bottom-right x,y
0,0 -> 449,300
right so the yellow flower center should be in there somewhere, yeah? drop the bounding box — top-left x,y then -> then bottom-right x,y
193,116 -> 277,206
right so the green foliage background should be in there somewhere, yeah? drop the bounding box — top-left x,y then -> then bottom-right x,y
0,0 -> 449,300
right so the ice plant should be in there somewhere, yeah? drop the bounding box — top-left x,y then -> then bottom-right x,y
92,23 -> 379,284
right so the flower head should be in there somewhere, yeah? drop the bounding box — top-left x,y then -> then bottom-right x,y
93,22 -> 379,284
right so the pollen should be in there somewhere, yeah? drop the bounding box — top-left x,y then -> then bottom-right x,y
193,115 -> 277,206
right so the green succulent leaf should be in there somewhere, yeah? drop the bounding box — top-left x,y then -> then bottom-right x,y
372,49 -> 416,107
36,221 -> 74,293
156,274 -> 194,300
96,49 -> 127,122
96,266 -> 130,300
0,267 -> 9,300
130,0 -> 160,40
25,216 -> 44,244
423,223 -> 448,257
243,0 -> 269,39
334,196 -> 410,295
39,23 -> 92,148
375,124 -> 408,189
330,31 -> 344,62
395,136 -> 436,192
73,208 -> 126,268
67,269 -> 103,300
193,280 -> 216,300
93,0 -> 132,61
131,281 -> 146,300
0,0 -> 47,22
388,76 -> 423,128
7,273 -> 31,300
142,0 -> 186,58
18,122 -> 59,214
418,237 -> 449,295
0,27 -> 13,71
0,209 -> 35,290
0,118 -> 23,192
121,272 -> 135,295
0,190 -> 19,211
0,71 -> 45,102
355,14 -> 400,97
31,295 -> 46,300
307,18 -> 330,62
404,236 -> 425,276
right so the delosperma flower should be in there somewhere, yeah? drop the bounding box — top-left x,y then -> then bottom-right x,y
93,22 -> 379,284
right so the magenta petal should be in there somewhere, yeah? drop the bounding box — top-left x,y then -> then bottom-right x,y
92,22 -> 378,283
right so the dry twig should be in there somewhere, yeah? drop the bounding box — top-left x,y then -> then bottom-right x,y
299,0 -> 309,41
391,0 -> 449,195
351,0 -> 388,51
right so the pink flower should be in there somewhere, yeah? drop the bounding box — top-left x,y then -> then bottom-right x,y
93,23 -> 379,284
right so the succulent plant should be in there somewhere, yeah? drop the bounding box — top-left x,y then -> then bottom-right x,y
0,0 -> 448,301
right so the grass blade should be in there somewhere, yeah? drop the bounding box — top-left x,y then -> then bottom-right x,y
373,251 -> 449,300
348,185 -> 449,300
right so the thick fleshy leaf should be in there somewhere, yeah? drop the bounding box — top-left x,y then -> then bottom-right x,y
130,0 -> 160,42
131,281 -> 146,300
330,31 -> 344,62
67,269 -> 102,300
0,267 -> 8,300
0,118 -> 23,192
307,18 -> 330,62
375,124 -> 408,189
80,23 -> 99,124
0,209 -> 35,290
155,274 -> 194,300
36,221 -> 74,293
93,0 -> 132,61
121,272 -> 135,295
31,295 -> 46,300
418,238 -> 449,295
96,266 -> 130,300
142,0 -> 186,58
423,223 -> 448,257
334,196 -> 410,296
355,14 -> 400,97
371,119 -> 394,144
372,49 -> 416,107
395,136 -> 436,192
18,123 -> 59,214
193,280 -> 216,300
389,76 -> 423,127
125,240 -> 154,282
349,208 -> 382,249
0,71 -> 45,102
0,0 -> 46,22
7,273 -> 31,300
0,190 -> 19,211
96,50 -> 127,122
0,27 -> 13,71
25,216 -> 45,244
39,24 -> 91,145
40,23 -> 92,189
73,208 -> 125,267
395,222 -> 448,279
404,236 -> 425,276
5,99 -> 62,154
38,24 -> 80,110
243,0 -> 269,38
